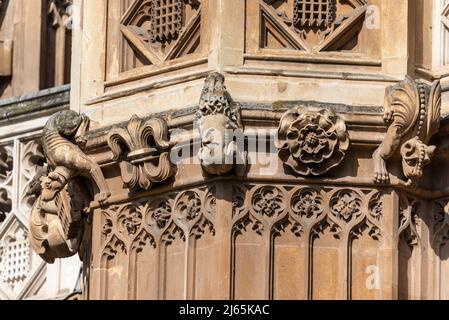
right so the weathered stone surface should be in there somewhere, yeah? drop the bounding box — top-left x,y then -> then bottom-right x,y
2,0 -> 449,302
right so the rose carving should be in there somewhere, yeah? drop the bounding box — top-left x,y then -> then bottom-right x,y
277,108 -> 349,176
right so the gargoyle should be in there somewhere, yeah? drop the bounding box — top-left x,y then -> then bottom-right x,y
28,110 -> 111,263
196,73 -> 247,176
373,76 -> 441,186
29,174 -> 91,263
42,110 -> 111,203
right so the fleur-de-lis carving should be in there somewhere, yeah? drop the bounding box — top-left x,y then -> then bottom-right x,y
107,115 -> 175,190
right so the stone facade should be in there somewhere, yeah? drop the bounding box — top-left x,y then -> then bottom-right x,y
2,0 -> 449,300
0,1 -> 78,300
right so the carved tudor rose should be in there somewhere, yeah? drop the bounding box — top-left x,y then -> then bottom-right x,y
196,73 -> 247,176
107,115 -> 175,190
29,110 -> 111,263
372,76 -> 441,186
277,108 -> 349,176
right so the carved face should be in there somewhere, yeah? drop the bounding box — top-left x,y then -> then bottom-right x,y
278,109 -> 349,176
40,174 -> 66,202
401,138 -> 436,184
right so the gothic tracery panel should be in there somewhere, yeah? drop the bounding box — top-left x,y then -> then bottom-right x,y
257,0 -> 370,53
98,185 -> 215,299
109,0 -> 202,75
231,183 -> 384,300
0,146 -> 13,223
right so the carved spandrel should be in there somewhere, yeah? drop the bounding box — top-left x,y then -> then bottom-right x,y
19,140 -> 45,214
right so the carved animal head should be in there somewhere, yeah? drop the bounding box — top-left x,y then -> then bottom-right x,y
55,110 -> 86,137
401,137 -> 436,185
26,165 -> 50,197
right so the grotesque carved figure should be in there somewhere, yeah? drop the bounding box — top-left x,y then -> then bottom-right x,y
373,76 -> 441,186
29,175 -> 91,263
196,73 -> 247,176
42,110 -> 111,203
29,110 -> 110,263
277,108 -> 350,176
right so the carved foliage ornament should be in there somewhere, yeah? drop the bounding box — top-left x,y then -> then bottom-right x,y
196,73 -> 247,176
277,108 -> 349,176
373,77 -> 441,186
107,115 -> 175,190
29,110 -> 111,263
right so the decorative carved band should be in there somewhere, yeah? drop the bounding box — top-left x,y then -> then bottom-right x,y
232,184 -> 382,242
100,186 -> 215,261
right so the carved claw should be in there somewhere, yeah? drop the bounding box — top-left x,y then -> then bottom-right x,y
97,191 -> 111,205
373,149 -> 390,184
75,135 -> 87,148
